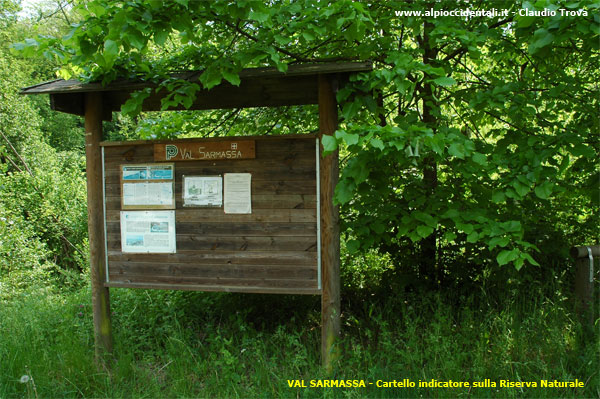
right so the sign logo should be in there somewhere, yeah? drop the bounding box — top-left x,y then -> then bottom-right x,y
165,145 -> 178,160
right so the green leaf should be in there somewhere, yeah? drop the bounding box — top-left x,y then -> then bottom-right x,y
370,222 -> 385,234
444,231 -> 457,242
448,143 -> 465,159
345,158 -> 369,184
103,39 -> 118,66
341,100 -> 361,120
528,28 -> 554,54
302,31 -> 316,41
492,191 -> 505,203
346,239 -> 360,253
249,10 -> 269,23
200,66 -> 222,89
321,135 -> 338,155
534,181 -> 553,199
121,88 -> 151,116
457,223 -> 474,234
512,180 -> 530,197
488,236 -> 509,249
432,76 -> 456,87
570,143 -> 595,158
502,220 -> 522,233
472,152 -> 487,166
370,138 -> 384,151
125,29 -> 146,50
416,225 -> 434,238
466,231 -> 479,243
497,249 -> 519,266
523,252 -> 540,266
414,211 -> 437,228
335,130 -> 360,146
154,28 -> 170,45
441,208 -> 460,220
222,70 -> 241,86
427,136 -> 444,155
334,180 -> 354,204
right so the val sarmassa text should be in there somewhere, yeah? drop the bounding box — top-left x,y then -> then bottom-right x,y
287,379 -> 585,388
165,144 -> 244,160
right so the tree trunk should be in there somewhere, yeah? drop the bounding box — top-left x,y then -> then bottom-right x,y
420,20 -> 439,286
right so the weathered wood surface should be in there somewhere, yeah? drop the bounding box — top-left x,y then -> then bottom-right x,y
106,209 -> 316,223
105,194 -> 317,210
85,92 -> 113,359
103,136 -> 319,294
105,180 -> 316,196
106,235 -> 316,252
105,281 -> 320,295
108,262 -> 316,280
319,74 -> 341,372
570,245 -> 600,259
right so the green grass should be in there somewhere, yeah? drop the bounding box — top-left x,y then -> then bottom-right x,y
0,284 -> 597,398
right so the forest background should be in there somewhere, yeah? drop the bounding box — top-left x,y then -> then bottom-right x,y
0,0 -> 598,397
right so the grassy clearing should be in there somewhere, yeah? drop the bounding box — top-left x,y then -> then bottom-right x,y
1,282 -> 597,398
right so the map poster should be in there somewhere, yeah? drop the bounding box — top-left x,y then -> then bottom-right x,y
120,163 -> 175,209
122,164 -> 174,180
224,173 -> 252,214
183,175 -> 223,207
120,211 -> 176,253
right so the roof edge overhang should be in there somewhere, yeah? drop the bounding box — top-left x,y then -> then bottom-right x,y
21,61 -> 372,96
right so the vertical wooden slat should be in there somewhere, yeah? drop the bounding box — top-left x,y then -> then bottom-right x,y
85,92 -> 113,360
318,74 -> 341,372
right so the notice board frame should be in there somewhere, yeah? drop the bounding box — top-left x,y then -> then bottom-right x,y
101,134 -> 322,296
20,62 -> 372,368
119,163 -> 175,210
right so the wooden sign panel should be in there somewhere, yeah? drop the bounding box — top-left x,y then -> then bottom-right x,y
154,140 -> 255,161
102,135 -> 319,295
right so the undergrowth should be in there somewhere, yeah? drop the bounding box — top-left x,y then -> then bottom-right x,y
0,281 -> 597,398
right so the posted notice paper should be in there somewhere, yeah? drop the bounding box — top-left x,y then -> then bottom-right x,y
224,173 -> 251,214
120,211 -> 176,253
183,175 -> 223,207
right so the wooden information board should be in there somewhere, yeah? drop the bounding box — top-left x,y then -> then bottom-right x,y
102,135 -> 320,295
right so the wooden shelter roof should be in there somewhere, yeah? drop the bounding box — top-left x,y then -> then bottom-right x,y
20,61 -> 372,120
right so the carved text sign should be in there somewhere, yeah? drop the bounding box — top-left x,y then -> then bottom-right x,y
154,140 -> 255,162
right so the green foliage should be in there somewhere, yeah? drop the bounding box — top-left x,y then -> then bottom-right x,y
13,0 -> 598,277
0,3 -> 89,294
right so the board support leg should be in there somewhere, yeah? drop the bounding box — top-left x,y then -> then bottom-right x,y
85,92 -> 113,364
318,74 -> 341,373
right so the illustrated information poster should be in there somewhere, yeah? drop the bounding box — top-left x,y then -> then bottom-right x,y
183,175 -> 223,207
224,173 -> 251,214
121,164 -> 174,209
120,211 -> 176,253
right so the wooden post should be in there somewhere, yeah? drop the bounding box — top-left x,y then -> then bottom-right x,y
570,245 -> 598,332
318,74 -> 341,372
84,92 -> 113,361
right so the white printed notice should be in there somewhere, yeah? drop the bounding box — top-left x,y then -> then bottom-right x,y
122,182 -> 174,207
183,175 -> 222,207
120,211 -> 176,253
224,173 -> 251,214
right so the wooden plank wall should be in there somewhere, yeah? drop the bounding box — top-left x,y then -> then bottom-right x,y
102,136 -> 320,294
